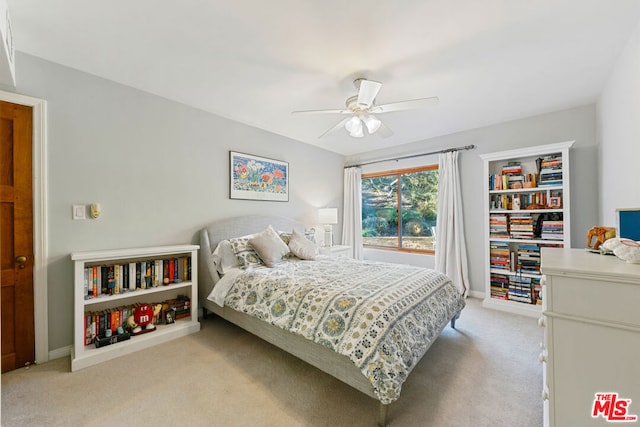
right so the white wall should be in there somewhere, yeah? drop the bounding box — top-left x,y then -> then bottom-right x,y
10,53 -> 345,352
598,19 -> 640,225
347,105 -> 599,296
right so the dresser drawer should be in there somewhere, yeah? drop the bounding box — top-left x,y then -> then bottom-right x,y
546,275 -> 640,326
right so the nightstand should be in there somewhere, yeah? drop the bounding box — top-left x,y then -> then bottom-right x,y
319,245 -> 352,258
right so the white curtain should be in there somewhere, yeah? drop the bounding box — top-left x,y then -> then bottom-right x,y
342,167 -> 363,260
435,151 -> 469,297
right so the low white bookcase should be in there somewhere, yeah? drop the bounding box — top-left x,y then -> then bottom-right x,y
71,245 -> 200,371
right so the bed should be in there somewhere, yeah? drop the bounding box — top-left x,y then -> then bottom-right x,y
199,215 -> 465,426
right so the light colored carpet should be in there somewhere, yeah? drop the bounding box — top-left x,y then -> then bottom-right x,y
1,298 -> 543,426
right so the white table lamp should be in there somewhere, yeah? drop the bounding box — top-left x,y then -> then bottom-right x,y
318,208 -> 338,247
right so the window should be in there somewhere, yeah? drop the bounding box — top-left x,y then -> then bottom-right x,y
361,165 -> 438,253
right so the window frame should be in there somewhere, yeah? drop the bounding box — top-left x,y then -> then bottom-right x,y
362,164 -> 438,255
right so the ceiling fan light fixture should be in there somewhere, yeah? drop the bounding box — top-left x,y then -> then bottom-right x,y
345,115 -> 362,134
350,126 -> 364,138
291,78 -> 434,139
364,115 -> 381,134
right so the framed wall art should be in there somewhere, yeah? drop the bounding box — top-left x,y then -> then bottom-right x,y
229,151 -> 289,202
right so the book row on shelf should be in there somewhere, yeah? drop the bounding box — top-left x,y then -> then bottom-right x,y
490,173 -> 539,190
490,242 -> 548,273
489,239 -> 563,305
490,272 -> 542,305
489,213 -> 564,240
83,256 -> 192,299
84,296 -> 191,347
489,153 -> 564,191
490,190 -> 562,210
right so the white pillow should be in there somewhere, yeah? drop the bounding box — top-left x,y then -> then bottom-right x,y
249,225 -> 290,267
288,229 -> 317,260
212,240 -> 240,275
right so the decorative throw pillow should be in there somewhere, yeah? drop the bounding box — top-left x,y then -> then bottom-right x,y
288,229 -> 318,260
229,234 -> 263,269
278,231 -> 292,245
249,225 -> 290,267
212,240 -> 239,275
306,230 -> 317,244
279,229 -> 317,245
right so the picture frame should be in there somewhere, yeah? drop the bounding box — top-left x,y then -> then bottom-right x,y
549,196 -> 562,208
230,151 -> 289,202
164,308 -> 176,325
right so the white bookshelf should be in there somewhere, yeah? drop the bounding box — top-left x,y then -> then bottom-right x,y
480,141 -> 573,317
71,245 -> 200,371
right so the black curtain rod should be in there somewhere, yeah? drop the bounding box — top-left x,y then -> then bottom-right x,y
344,144 -> 476,168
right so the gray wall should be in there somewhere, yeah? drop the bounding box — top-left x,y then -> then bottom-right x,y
347,104 -> 599,296
12,53 -> 345,352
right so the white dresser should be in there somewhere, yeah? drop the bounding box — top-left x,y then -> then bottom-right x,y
540,248 -> 640,426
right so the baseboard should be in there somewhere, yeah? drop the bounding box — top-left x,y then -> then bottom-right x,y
467,290 -> 484,299
49,345 -> 71,361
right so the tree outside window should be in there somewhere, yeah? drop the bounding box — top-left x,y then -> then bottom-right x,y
361,165 -> 438,253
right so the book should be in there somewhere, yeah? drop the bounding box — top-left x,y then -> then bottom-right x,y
92,266 -> 98,298
94,331 -> 130,348
501,162 -> 522,175
95,266 -> 101,297
135,262 -> 142,288
154,260 -> 162,286
128,262 -> 136,291
101,266 -> 109,295
113,265 -> 120,294
84,268 -> 90,299
85,312 -> 92,345
168,259 -> 175,284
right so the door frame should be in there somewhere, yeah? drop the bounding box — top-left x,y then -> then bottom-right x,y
0,89 -> 48,364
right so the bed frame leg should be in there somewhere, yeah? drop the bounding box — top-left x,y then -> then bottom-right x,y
450,311 -> 461,329
202,306 -> 209,320
378,403 -> 388,427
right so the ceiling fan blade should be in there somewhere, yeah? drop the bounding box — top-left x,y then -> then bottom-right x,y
357,79 -> 382,108
319,117 -> 349,138
292,108 -> 351,115
370,96 -> 439,113
377,121 -> 394,139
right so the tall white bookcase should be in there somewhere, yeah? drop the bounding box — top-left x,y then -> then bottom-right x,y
481,141 -> 573,318
71,244 -> 201,371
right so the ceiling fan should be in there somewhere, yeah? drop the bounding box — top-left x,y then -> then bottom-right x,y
292,78 -> 439,138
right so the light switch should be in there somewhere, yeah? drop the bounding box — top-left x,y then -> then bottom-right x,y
73,205 -> 86,220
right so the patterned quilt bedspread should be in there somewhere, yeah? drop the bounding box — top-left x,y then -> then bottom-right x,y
223,257 -> 465,404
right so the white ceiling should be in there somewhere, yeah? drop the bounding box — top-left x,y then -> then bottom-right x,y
9,0 -> 640,156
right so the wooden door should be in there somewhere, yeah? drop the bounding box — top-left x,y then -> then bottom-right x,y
0,100 -> 35,372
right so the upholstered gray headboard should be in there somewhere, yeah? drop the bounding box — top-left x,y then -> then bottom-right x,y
198,215 -> 308,304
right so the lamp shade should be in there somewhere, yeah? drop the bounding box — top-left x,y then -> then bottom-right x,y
349,126 -> 364,138
345,116 -> 361,133
364,115 -> 381,134
318,208 -> 338,224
